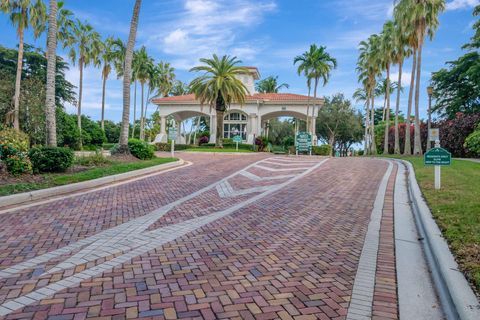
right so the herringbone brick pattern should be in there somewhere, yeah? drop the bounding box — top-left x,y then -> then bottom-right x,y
0,155 -> 398,319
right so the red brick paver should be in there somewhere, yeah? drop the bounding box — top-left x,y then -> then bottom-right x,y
0,155 -> 397,319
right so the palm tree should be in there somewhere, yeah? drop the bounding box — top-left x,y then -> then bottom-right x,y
357,34 -> 382,155
156,61 -> 176,97
133,46 -> 154,140
0,0 -> 46,130
380,21 -> 395,154
119,0 -> 142,153
99,36 -> 118,131
65,19 -> 102,149
294,45 -> 337,136
45,0 -> 57,146
392,18 -> 412,154
255,76 -> 289,93
189,55 -> 249,148
170,80 -> 189,96
353,87 -> 370,153
395,0 -> 445,155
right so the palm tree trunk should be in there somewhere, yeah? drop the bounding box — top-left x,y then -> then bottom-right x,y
78,59 -> 84,149
45,0 -> 58,146
394,59 -> 403,154
383,64 -> 391,154
140,82 -> 145,140
413,42 -> 423,155
370,87 -> 377,155
101,74 -> 107,131
216,110 -> 224,148
13,24 -> 25,131
404,48 -> 417,155
364,98 -> 370,155
131,81 -> 137,138
119,0 -> 142,152
312,78 -> 318,136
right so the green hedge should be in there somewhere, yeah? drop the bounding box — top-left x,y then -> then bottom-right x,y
312,144 -> 332,156
202,143 -> 254,150
128,139 -> 155,160
28,146 -> 74,173
155,143 -> 189,151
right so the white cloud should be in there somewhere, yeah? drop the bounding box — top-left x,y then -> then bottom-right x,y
390,71 -> 412,87
142,0 -> 277,70
446,0 -> 480,11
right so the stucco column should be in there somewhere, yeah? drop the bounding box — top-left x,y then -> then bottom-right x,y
160,116 -> 166,134
209,113 -> 217,144
311,116 -> 317,146
247,114 -> 257,144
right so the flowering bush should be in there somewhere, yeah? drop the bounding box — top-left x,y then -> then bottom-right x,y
0,128 -> 29,152
198,136 -> 209,145
436,112 -> 480,157
4,154 -> 32,176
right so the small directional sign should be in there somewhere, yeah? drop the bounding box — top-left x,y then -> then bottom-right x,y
232,135 -> 242,143
424,147 -> 451,166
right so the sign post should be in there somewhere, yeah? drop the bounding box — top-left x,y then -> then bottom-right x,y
424,141 -> 451,190
295,132 -> 312,156
232,135 -> 242,151
168,128 -> 177,158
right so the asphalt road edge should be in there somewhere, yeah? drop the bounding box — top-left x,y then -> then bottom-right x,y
398,159 -> 479,320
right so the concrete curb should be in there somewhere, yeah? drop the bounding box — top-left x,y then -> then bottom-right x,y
399,159 -> 480,320
0,159 -> 184,209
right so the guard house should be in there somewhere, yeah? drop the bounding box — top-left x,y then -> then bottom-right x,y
152,67 -> 323,145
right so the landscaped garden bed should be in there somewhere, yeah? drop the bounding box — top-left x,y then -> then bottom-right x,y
0,129 -> 176,196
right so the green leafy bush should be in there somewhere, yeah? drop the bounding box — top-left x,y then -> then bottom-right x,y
464,126 -> 480,156
29,146 -> 74,173
202,143 -> 253,150
128,139 -> 155,160
155,143 -> 188,151
0,128 -> 29,152
4,154 -> 32,175
0,143 -> 32,175
312,144 -> 332,156
75,151 -> 112,167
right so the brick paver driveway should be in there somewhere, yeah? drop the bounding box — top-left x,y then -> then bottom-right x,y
0,154 -> 399,320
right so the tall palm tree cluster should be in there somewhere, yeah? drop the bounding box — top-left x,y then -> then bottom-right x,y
0,0 -> 180,151
356,0 -> 445,155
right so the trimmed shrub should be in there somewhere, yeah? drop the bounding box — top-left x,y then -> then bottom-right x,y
0,128 -> 29,152
128,139 -> 155,160
75,152 -> 112,167
198,136 -> 209,145
312,144 -> 332,156
4,154 -> 32,175
155,143 -> 188,151
29,147 -> 74,173
464,125 -> 480,156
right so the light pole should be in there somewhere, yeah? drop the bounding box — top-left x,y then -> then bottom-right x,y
427,86 -> 433,151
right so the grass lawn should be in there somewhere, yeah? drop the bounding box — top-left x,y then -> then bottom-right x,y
0,157 -> 177,197
383,155 -> 480,293
183,147 -> 254,153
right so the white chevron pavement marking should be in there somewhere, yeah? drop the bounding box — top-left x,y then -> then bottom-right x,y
0,158 -> 329,317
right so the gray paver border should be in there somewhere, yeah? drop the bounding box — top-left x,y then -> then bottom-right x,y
0,159 -> 186,210
346,160 -> 393,320
398,159 -> 480,320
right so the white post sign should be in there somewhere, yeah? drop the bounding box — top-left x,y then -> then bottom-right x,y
429,128 -> 439,142
168,128 -> 177,157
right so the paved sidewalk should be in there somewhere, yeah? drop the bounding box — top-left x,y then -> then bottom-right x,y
0,154 -> 410,319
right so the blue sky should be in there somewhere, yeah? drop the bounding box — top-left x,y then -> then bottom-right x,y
0,0 -> 479,123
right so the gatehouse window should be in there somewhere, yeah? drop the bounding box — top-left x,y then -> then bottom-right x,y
224,112 -> 247,140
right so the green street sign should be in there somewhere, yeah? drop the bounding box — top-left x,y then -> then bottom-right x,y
296,132 -> 312,153
168,128 -> 177,140
424,147 -> 451,166
232,135 -> 242,143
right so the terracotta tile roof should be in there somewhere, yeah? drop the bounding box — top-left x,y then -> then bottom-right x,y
152,93 -> 322,104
